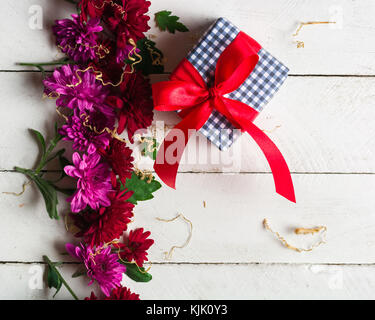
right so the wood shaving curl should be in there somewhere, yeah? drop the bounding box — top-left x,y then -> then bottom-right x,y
3,180 -> 31,196
263,218 -> 327,252
156,213 -> 193,260
293,21 -> 336,48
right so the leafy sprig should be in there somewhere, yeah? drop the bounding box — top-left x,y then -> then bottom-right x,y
134,38 -> 165,76
44,255 -> 79,300
124,171 -> 162,205
155,11 -> 189,33
119,259 -> 152,282
14,126 -> 71,219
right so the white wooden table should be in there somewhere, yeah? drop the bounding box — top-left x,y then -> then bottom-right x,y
0,0 -> 375,299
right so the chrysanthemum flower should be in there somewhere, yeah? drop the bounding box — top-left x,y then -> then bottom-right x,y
72,188 -> 135,247
115,228 -> 154,267
43,64 -> 114,119
107,72 -> 154,142
64,148 -> 112,212
59,110 -> 111,152
103,0 -> 150,40
53,14 -> 103,63
85,287 -> 140,300
99,139 -> 134,184
66,243 -> 126,296
78,0 -> 105,22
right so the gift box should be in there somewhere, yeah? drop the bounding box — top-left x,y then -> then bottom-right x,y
152,17 -> 295,202
186,17 -> 289,151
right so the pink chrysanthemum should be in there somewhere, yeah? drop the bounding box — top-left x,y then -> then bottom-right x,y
59,110 -> 111,152
43,64 -> 114,119
66,243 -> 126,296
53,14 -> 103,63
64,147 -> 112,213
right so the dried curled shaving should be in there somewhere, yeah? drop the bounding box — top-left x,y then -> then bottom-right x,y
134,168 -> 154,184
58,43 -> 110,59
156,213 -> 193,260
66,39 -> 142,88
293,21 -> 336,48
3,180 -> 31,196
263,218 -> 327,252
80,113 -> 128,144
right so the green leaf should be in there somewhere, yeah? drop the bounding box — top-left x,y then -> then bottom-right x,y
47,264 -> 62,298
124,172 -> 162,205
134,38 -> 164,76
155,10 -> 189,33
122,261 -> 152,282
140,137 -> 159,160
43,255 -> 79,300
25,171 -> 59,219
30,129 -> 46,156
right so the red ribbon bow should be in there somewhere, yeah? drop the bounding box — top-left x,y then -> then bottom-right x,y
152,31 -> 296,202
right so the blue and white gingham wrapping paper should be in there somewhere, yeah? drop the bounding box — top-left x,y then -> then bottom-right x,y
184,17 -> 289,151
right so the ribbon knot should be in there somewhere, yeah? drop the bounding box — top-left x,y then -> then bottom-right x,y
208,87 -> 221,99
152,31 -> 296,203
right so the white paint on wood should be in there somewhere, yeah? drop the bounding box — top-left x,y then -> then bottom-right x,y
1,0 -> 375,74
0,263 -> 374,300
1,73 -> 374,174
1,172 -> 375,264
0,0 -> 374,300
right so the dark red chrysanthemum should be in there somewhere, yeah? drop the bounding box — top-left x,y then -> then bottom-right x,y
99,138 -> 134,184
103,0 -> 150,41
72,188 -> 134,247
79,0 -> 105,22
115,228 -> 154,267
107,72 -> 154,142
85,286 -> 140,300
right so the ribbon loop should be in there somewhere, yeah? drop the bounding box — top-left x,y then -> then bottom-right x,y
152,31 -> 296,203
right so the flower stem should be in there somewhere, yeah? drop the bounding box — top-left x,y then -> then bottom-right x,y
35,132 -> 63,175
43,255 -> 79,300
16,58 -> 73,68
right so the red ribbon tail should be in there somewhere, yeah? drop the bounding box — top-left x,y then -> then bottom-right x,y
154,103 -> 212,189
244,122 -> 296,203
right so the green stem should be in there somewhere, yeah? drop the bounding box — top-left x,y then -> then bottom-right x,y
14,167 -> 31,175
16,58 -> 74,68
43,255 -> 79,300
35,133 -> 63,175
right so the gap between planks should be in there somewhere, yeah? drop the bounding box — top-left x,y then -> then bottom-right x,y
1,70 -> 375,77
1,261 -> 375,267
3,170 -> 375,175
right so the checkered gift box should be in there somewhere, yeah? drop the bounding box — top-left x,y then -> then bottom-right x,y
183,17 -> 289,151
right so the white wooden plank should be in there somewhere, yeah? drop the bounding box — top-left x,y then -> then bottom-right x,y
0,262 -> 374,300
1,72 -> 374,174
1,0 -> 375,74
1,172 -> 375,264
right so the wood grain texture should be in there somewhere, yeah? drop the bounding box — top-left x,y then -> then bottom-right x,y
0,263 -> 374,300
0,0 -> 374,300
1,0 -> 375,74
2,172 -> 375,264
1,73 -> 374,173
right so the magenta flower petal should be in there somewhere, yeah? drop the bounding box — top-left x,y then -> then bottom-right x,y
65,151 -> 112,213
43,64 -> 115,122
66,243 -> 126,296
53,14 -> 103,63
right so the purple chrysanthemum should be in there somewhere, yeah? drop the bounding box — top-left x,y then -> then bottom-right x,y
53,14 -> 103,63
43,64 -> 114,119
59,110 -> 111,152
66,243 -> 126,296
64,148 -> 112,213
